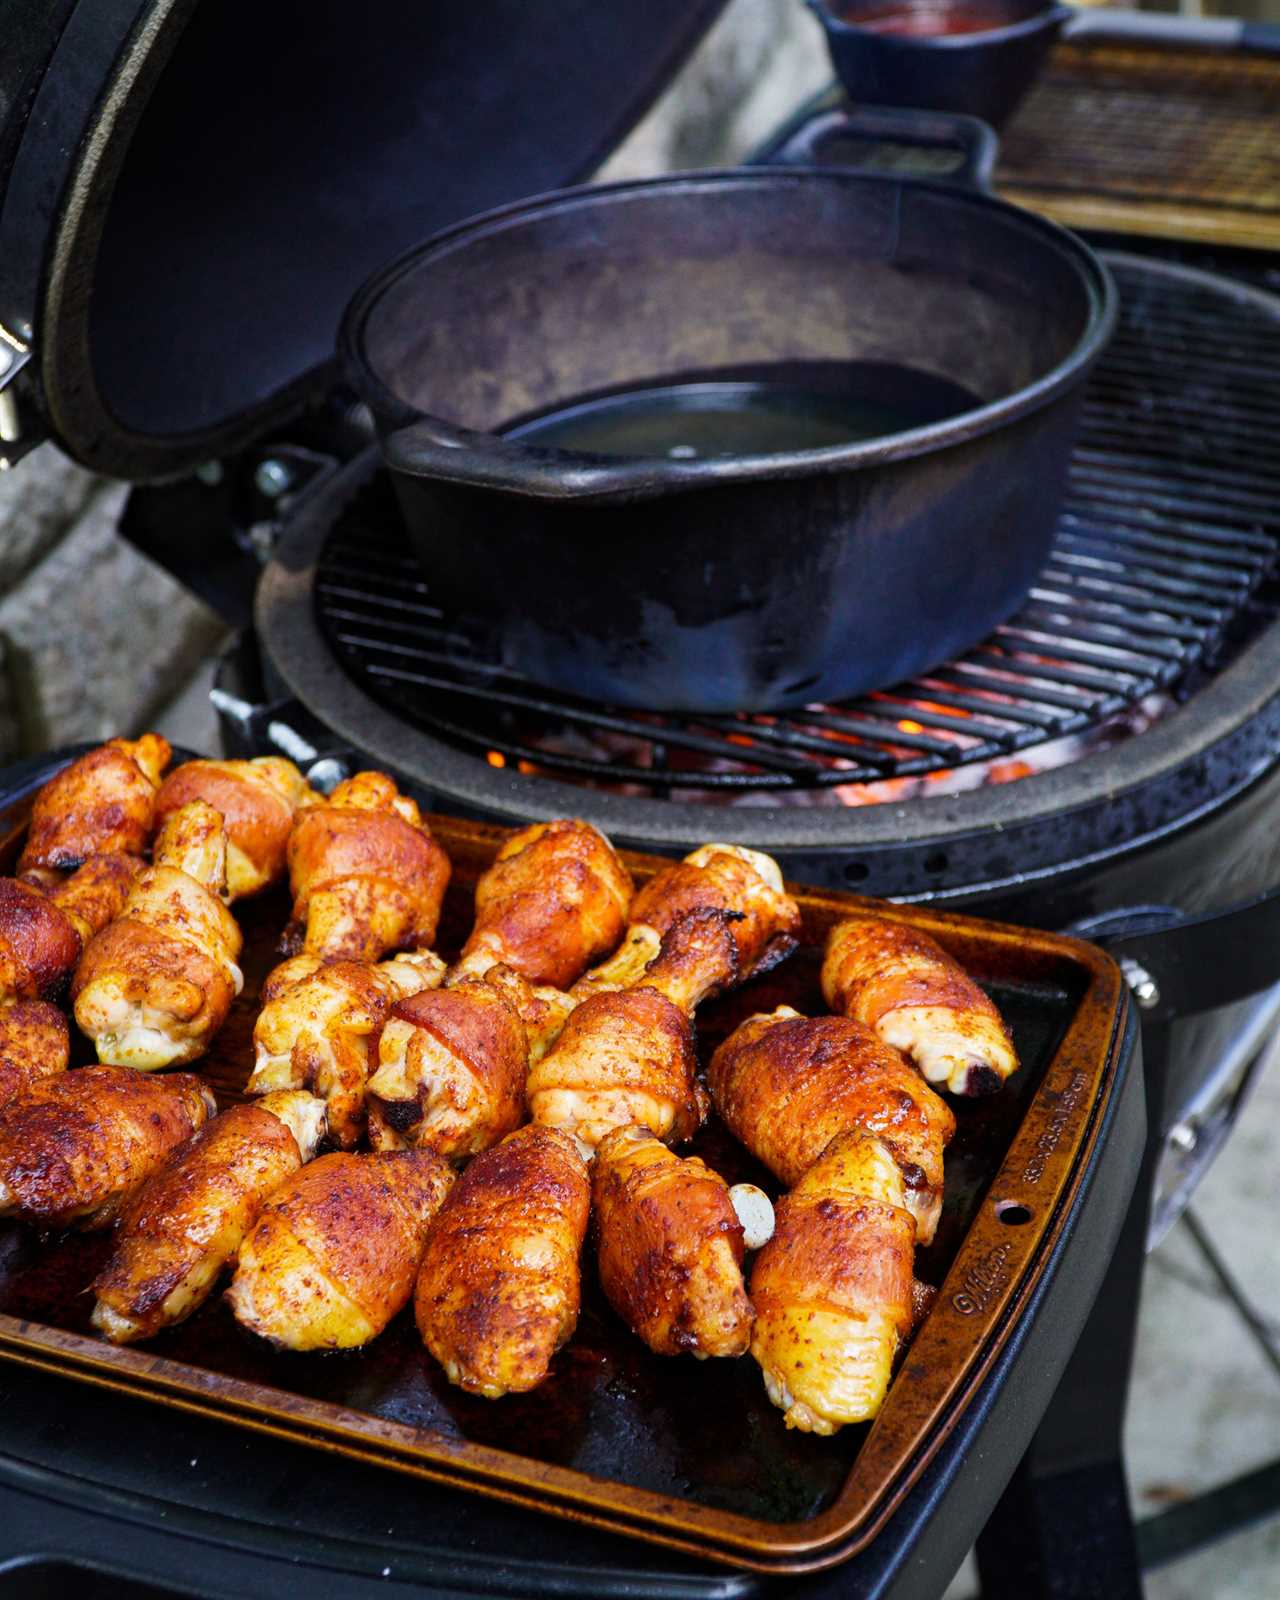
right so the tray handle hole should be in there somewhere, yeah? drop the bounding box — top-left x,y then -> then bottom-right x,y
995,1200 -> 1033,1226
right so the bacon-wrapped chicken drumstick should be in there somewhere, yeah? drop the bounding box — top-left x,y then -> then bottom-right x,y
226,1150 -> 454,1351
286,771 -> 450,963
750,1131 -> 915,1432
415,1124 -> 589,1397
527,910 -> 738,1153
248,950 -> 444,1148
367,976 -> 528,1159
822,917 -> 1018,1096
0,1001 -> 70,1112
73,801 -> 243,1069
18,735 -> 169,873
593,1124 -> 754,1359
0,854 -> 141,1005
0,1066 -> 215,1230
92,1090 -> 326,1343
450,819 -> 632,990
627,844 -> 800,980
708,1006 -> 955,1245
156,757 -> 317,900
569,842 -> 799,1006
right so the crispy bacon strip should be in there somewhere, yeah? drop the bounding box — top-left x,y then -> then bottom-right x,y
92,1091 -> 326,1343
0,854 -> 142,1006
593,1124 -> 753,1359
0,1001 -> 70,1113
367,977 -> 528,1159
227,1150 -> 454,1351
286,771 -> 451,962
450,819 -> 632,990
822,917 -> 1018,1096
750,1131 -> 916,1432
19,735 -> 169,872
73,802 -> 243,1069
415,1125 -> 589,1397
708,1005 -> 954,1244
156,757 -> 318,900
0,1066 -> 215,1230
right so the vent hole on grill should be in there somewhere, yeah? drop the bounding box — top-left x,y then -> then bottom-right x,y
842,862 -> 870,885
995,1201 -> 1033,1226
924,851 -> 948,876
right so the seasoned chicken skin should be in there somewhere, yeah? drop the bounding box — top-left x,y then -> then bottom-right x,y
287,771 -> 451,962
0,1001 -> 70,1112
751,1131 -> 915,1433
479,963 -> 577,1065
628,844 -> 801,980
593,1125 -> 753,1359
0,854 -> 141,1004
527,911 -> 737,1153
92,1091 -> 326,1344
450,819 -> 632,990
0,879 -> 81,1002
708,1007 -> 955,1245
248,950 -> 444,1147
822,917 -> 1018,1095
227,1150 -> 454,1351
19,735 -> 169,872
45,852 -> 144,940
0,1066 -> 215,1230
156,757 -> 317,900
367,977 -> 528,1159
415,1124 -> 590,1398
73,802 -> 244,1069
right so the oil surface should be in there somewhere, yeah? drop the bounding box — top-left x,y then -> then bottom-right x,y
504,361 -> 983,460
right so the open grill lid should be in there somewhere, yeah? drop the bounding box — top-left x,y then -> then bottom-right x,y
0,0 -> 727,479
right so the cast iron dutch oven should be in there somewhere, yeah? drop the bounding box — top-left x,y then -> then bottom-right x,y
343,111 -> 1116,713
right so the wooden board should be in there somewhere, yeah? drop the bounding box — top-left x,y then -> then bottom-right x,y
998,41 -> 1280,251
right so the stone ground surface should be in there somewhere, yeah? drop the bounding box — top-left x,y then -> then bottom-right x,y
0,445 -> 226,758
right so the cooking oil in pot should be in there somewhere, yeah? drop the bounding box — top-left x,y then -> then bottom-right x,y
503,361 -> 983,460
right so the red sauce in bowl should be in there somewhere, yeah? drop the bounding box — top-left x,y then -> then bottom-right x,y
838,0 -> 1032,36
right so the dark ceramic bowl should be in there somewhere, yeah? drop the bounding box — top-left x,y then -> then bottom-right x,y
808,0 -> 1072,128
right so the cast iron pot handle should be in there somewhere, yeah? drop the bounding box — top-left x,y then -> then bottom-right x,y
381,414 -> 710,502
1065,8 -> 1280,54
765,104 -> 999,195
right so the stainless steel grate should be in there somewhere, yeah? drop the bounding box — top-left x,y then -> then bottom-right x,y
315,258 -> 1280,793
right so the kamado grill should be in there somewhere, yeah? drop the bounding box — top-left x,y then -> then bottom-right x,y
1,3 -> 1279,1597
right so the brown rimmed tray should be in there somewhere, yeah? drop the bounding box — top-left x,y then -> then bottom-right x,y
0,804 -> 1129,1575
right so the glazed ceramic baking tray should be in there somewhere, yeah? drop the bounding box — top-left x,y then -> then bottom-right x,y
0,785 -> 1129,1574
